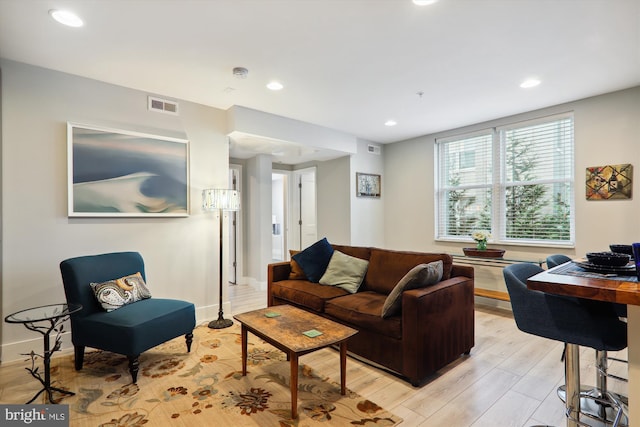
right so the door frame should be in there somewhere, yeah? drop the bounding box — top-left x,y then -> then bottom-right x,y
229,164 -> 243,284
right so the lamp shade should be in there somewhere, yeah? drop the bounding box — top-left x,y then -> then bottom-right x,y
202,189 -> 240,211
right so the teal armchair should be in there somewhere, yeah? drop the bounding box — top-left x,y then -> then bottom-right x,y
60,252 -> 196,383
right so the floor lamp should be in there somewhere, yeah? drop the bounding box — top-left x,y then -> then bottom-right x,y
202,188 -> 240,329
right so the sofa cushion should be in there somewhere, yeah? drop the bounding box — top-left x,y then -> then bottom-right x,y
288,250 -> 307,280
325,292 -> 402,340
270,279 -> 349,312
90,272 -> 152,312
319,250 -> 369,293
381,261 -> 443,318
363,249 -> 452,294
292,237 -> 334,282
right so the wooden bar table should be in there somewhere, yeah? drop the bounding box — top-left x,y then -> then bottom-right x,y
527,264 -> 640,426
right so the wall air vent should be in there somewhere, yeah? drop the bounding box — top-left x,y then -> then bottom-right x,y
367,144 -> 381,155
148,96 -> 179,115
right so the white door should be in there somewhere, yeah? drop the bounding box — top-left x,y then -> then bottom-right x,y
271,173 -> 287,261
290,167 -> 317,250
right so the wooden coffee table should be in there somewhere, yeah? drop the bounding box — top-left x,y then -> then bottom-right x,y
233,305 -> 358,419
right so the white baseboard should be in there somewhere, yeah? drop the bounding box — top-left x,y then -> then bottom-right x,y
1,332 -> 74,364
1,302 -> 233,364
195,301 -> 233,326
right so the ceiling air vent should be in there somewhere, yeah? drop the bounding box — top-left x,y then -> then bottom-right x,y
148,96 -> 179,115
367,144 -> 381,155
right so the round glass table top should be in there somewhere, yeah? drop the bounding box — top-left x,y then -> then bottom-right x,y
4,303 -> 82,324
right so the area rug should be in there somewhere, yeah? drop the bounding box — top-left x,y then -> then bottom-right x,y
45,323 -> 402,426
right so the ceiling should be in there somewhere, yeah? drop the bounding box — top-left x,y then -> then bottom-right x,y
1,0 -> 639,161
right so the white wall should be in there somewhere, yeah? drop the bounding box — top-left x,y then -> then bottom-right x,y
385,86 -> 640,257
0,60 -> 230,361
244,154 -> 273,283
384,87 -> 640,303
314,138 -> 386,248
316,155 -> 351,245
350,139 -> 384,247
227,105 -> 357,154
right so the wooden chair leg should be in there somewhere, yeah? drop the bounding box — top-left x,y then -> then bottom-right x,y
74,345 -> 85,370
185,332 -> 194,352
128,355 -> 140,384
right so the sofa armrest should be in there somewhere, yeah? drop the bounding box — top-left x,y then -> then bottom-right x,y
451,264 -> 474,279
267,261 -> 292,306
401,275 -> 475,385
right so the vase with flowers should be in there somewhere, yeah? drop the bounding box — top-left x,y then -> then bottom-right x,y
472,230 -> 491,251
463,230 -> 505,258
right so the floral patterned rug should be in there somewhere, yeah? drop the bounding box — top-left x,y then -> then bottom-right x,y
46,323 -> 402,426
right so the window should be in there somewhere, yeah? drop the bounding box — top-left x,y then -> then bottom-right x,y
436,113 -> 574,246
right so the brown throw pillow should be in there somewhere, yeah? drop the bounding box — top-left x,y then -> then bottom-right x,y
288,250 -> 307,280
381,261 -> 443,319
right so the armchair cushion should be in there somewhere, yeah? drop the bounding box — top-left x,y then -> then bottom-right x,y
90,272 -> 152,312
73,298 -> 195,356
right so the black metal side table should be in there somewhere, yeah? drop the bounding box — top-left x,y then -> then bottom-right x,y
4,303 -> 82,404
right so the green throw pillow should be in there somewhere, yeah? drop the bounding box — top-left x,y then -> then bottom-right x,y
381,261 -> 443,318
319,250 -> 369,293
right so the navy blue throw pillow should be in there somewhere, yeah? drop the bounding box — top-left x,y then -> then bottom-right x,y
292,238 -> 334,283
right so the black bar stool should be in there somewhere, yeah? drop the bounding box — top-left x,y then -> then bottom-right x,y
504,263 -> 627,426
546,254 -> 629,423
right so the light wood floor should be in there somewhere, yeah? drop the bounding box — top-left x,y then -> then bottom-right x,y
228,282 -> 629,427
0,282 -> 628,427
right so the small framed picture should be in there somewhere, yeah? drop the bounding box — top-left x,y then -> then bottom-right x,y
586,164 -> 633,200
356,173 -> 381,198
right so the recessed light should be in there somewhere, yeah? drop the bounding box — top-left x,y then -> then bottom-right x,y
266,81 -> 284,91
413,0 -> 439,5
385,120 -> 398,127
520,78 -> 541,88
49,9 -> 84,27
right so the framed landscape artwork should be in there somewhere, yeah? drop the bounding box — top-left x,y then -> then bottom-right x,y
356,172 -> 381,198
67,123 -> 189,217
585,164 -> 633,200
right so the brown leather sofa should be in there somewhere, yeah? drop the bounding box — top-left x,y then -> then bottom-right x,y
267,244 -> 475,386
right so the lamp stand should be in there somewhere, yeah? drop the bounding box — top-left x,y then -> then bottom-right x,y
209,210 -> 233,329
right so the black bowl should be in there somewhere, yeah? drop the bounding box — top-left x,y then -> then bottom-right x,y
609,244 -> 634,258
586,251 -> 630,267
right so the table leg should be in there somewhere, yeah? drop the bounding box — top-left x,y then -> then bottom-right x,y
241,325 -> 247,376
290,352 -> 298,419
24,323 -> 75,404
565,344 -> 580,427
340,341 -> 347,395
628,305 -> 639,426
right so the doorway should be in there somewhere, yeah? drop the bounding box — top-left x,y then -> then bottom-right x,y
271,166 -> 317,261
290,167 -> 317,251
271,173 -> 287,261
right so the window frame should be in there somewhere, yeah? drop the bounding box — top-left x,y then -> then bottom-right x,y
435,112 -> 575,248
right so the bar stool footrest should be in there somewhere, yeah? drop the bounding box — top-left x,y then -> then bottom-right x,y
557,385 -> 628,426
